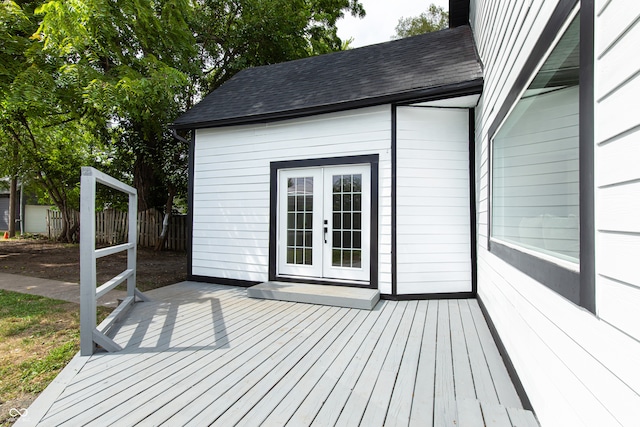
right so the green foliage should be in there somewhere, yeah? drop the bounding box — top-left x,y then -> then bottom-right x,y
0,0 -> 104,241
195,0 -> 365,91
0,1 -> 34,92
393,4 -> 449,39
1,0 -> 366,239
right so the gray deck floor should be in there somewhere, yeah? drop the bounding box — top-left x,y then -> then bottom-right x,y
22,281 -> 538,426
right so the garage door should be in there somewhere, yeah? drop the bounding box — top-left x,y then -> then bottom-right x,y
0,195 -> 9,230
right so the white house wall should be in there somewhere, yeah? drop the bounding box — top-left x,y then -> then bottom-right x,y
471,1 -> 640,426
595,0 -> 640,342
192,105 -> 393,293
395,106 -> 472,294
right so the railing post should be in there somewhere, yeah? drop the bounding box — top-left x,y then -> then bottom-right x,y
80,167 -> 97,356
128,192 -> 137,298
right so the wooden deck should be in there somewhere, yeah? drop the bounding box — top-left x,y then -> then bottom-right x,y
22,282 -> 538,426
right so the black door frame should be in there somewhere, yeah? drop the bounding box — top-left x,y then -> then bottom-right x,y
268,154 -> 379,289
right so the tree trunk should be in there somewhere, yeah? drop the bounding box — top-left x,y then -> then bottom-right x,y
8,177 -> 18,238
154,188 -> 176,252
56,204 -> 78,243
133,156 -> 157,212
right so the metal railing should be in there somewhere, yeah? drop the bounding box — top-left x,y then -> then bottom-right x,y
80,167 -> 149,356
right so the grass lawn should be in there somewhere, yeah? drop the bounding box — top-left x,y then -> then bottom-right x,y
0,290 -> 111,426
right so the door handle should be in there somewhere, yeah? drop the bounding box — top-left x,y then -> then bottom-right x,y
324,219 -> 328,243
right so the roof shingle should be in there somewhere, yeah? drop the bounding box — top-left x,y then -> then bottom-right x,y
173,25 -> 483,129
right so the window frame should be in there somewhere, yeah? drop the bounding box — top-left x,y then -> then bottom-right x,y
487,0 -> 595,312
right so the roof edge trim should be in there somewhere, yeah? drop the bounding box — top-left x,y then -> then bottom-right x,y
171,79 -> 483,130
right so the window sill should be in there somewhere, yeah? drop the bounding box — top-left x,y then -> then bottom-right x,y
488,239 -> 580,305
490,237 -> 579,273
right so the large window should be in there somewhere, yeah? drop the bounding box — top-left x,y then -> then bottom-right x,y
492,14 -> 580,266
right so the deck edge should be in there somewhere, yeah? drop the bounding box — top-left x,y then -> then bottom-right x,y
16,352 -> 92,426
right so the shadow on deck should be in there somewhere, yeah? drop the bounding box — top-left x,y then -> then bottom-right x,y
20,281 -> 539,426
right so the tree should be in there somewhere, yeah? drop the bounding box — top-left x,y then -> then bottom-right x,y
36,0 -> 199,214
0,0 -> 118,242
393,4 -> 449,39
194,0 -> 365,91
0,0 -> 35,237
0,55 -> 102,241
32,0 -> 364,248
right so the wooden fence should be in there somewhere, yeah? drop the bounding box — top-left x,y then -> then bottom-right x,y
46,210 -> 80,240
47,209 -> 187,251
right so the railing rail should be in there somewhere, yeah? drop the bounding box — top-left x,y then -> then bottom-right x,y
47,208 -> 187,250
80,167 -> 149,356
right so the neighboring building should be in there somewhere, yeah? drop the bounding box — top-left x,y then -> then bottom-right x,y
0,180 -> 22,232
0,191 -> 19,232
173,1 -> 639,426
0,181 -> 52,234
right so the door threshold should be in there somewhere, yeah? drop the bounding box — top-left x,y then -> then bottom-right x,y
247,281 -> 380,310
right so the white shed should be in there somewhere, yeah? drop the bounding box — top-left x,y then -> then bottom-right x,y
173,25 -> 483,298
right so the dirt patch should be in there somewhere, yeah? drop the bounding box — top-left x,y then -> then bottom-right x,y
1,394 -> 36,426
0,238 -> 187,292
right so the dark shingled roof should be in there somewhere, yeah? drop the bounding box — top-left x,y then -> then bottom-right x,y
173,25 -> 483,129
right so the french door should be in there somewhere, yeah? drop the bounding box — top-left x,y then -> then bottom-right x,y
277,164 -> 371,283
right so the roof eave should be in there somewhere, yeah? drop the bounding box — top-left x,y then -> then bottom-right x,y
170,78 -> 483,130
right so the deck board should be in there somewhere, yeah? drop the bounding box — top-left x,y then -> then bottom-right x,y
359,300 -> 418,427
24,282 -> 538,427
309,300 -> 399,427
215,308 -> 360,426
284,302 -> 392,426
235,309 -> 369,426
384,300 -> 428,427
202,306 -> 349,425
450,300 -> 477,400
468,300 -> 523,408
434,300 -> 457,426
459,299 -> 501,405
409,299 -> 439,427
114,303 -> 322,425
49,296 -> 287,416
334,301 -> 409,427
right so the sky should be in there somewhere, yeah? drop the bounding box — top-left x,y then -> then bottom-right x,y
336,0 -> 449,48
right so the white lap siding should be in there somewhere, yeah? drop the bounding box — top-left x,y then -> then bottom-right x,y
595,0 -> 640,342
471,1 -> 640,426
192,105 -> 392,293
396,107 -> 472,294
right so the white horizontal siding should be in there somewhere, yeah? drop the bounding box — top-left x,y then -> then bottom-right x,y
477,252 -> 640,426
471,0 -> 640,425
595,0 -> 640,343
395,107 -> 471,295
192,105 -> 392,292
473,0 -> 560,142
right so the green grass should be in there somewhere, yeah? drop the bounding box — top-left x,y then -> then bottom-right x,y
0,291 -> 71,337
0,290 -> 111,425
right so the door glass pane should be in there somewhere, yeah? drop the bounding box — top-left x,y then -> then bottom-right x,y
353,231 -> 361,249
352,250 -> 362,268
286,177 -> 313,265
332,174 -> 363,268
